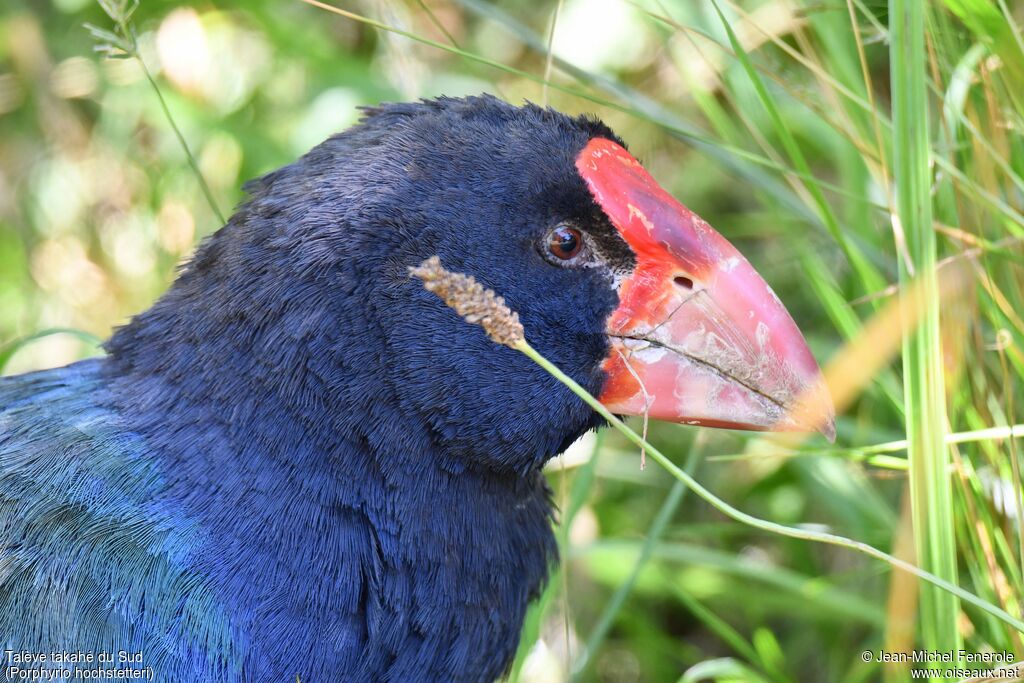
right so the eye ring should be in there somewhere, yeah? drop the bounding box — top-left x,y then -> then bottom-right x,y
546,225 -> 583,261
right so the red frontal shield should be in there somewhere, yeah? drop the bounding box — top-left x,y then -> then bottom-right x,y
576,138 -> 834,439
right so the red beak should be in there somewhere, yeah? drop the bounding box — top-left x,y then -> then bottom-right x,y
577,138 -> 835,440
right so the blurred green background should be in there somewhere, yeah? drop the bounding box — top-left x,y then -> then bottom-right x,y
1,1 -> 1022,682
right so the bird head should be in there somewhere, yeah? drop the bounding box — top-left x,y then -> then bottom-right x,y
112,95 -> 833,475
340,96 -> 834,471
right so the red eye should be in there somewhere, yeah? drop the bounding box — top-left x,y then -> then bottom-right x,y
547,226 -> 583,260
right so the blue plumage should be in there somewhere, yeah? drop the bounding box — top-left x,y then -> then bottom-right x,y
0,360 -> 237,678
1,96 -> 628,681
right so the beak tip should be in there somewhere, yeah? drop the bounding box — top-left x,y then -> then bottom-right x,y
813,380 -> 837,443
784,375 -> 836,442
820,417 -> 837,443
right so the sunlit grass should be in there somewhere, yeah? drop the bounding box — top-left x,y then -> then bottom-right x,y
890,0 -> 959,666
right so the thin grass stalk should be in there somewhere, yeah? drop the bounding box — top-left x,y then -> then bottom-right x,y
661,574 -> 790,683
413,0 -> 459,48
316,0 -> 886,215
540,0 -> 562,108
570,440 -> 705,681
87,0 -> 225,225
706,423 -> 1024,466
0,329 -> 103,372
444,0 -> 826,224
709,0 -> 885,296
410,256 -> 1023,636
890,0 -> 960,664
508,433 -> 604,682
575,538 -> 885,626
514,338 -> 1022,633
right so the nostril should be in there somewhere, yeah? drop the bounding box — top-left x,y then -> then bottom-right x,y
674,275 -> 694,290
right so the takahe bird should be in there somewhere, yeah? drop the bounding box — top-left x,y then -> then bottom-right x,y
0,95 -> 833,682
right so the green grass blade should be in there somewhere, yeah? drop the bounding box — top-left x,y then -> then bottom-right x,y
450,0 -> 825,227
90,0 -> 226,225
570,441 -> 704,681
515,338 -> 1022,634
578,538 -> 886,626
508,432 -> 605,682
890,0 -> 960,666
0,328 -> 104,373
708,0 -> 885,298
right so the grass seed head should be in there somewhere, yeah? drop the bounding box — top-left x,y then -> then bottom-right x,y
409,256 -> 525,348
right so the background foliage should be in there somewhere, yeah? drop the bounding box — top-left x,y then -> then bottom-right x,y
1,0 -> 1022,681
